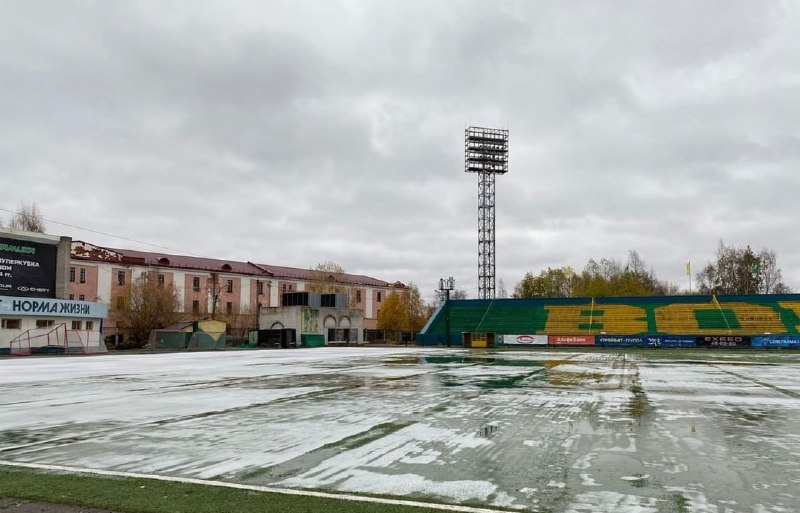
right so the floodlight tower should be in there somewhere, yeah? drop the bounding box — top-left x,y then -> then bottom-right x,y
465,126 -> 508,300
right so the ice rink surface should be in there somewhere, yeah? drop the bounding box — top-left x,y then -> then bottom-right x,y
2,347 -> 800,512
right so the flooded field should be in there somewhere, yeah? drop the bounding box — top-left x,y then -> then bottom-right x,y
1,347 -> 799,512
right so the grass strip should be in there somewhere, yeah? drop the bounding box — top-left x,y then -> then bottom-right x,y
0,466 -> 495,513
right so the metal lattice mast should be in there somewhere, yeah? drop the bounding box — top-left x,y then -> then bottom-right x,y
477,171 -> 496,299
465,126 -> 508,301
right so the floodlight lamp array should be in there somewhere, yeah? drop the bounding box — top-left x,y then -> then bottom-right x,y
465,126 -> 509,175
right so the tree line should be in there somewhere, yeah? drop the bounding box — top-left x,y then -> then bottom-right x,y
513,242 -> 790,299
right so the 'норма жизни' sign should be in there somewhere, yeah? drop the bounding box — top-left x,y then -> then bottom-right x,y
0,236 -> 57,298
0,296 -> 108,318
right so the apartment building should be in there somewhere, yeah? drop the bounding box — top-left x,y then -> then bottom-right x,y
69,241 -> 402,336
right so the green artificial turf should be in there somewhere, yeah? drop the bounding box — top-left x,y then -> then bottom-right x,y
0,467 -> 482,513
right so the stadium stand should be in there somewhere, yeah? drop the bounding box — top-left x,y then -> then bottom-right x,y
417,294 -> 800,346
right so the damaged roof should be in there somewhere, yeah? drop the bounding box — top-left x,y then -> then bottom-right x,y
71,241 -> 400,288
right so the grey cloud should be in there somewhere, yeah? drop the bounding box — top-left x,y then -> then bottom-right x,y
2,0 -> 799,296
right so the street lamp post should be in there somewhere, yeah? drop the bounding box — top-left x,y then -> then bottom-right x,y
438,277 -> 455,347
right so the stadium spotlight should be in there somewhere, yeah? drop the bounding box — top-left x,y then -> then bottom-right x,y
465,126 -> 508,300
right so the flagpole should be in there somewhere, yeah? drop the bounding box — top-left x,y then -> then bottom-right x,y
686,261 -> 692,294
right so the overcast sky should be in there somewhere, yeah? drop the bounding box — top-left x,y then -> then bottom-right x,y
2,1 -> 799,301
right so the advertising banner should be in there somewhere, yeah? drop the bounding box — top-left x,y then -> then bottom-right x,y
751,336 -> 800,349
652,336 -> 696,348
549,335 -> 595,346
695,335 -> 751,348
0,237 -> 57,298
594,335 -> 697,347
0,296 -> 108,319
501,334 -> 548,345
596,335 -> 646,347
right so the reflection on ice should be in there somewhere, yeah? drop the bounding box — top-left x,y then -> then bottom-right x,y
1,347 -> 800,511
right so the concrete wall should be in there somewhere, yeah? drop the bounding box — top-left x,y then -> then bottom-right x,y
259,306 -> 365,344
55,236 -> 71,299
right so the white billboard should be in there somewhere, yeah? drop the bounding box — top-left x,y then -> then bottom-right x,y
501,334 -> 547,345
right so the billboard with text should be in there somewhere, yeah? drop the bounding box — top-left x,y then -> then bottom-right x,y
549,335 -> 595,346
501,334 -> 548,345
0,237 -> 57,298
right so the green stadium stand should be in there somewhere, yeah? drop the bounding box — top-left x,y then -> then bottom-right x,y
417,294 -> 800,345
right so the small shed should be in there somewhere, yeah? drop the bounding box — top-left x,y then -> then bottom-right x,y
148,319 -> 227,351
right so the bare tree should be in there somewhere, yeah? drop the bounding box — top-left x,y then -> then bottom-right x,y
306,260 -> 351,305
451,289 -> 468,300
758,248 -> 791,294
497,278 -> 509,298
113,272 -> 181,345
697,241 -> 789,294
207,272 -> 222,319
9,202 -> 45,233
219,303 -> 258,343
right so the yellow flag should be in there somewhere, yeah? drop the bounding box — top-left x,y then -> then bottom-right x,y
685,261 -> 691,276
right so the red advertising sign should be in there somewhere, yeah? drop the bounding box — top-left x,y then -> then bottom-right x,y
548,335 -> 595,346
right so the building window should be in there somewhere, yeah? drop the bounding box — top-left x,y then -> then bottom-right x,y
79,294 -> 85,301
118,271 -> 126,285
356,290 -> 362,303
80,268 -> 86,283
192,277 -> 200,291
192,300 -> 200,314
36,320 -> 55,329
71,320 -> 82,330
158,274 -> 165,286
69,267 -> 75,282
226,280 -> 233,293
226,302 -> 233,315
377,291 -> 382,302
282,284 -> 287,293
1,319 -> 21,329
69,294 -> 74,300
256,281 -> 264,295
86,321 -> 94,330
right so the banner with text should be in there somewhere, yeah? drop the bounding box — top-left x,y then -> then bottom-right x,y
595,335 -> 696,348
650,336 -> 696,348
501,334 -> 548,345
751,336 -> 800,349
0,236 -> 57,298
596,335 -> 646,347
549,335 -> 595,346
0,296 -> 108,319
695,335 -> 751,348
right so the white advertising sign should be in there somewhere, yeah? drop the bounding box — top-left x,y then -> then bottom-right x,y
0,296 -> 108,319
501,334 -> 548,345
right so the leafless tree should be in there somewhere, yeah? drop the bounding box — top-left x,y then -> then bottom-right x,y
113,272 -> 181,345
451,289 -> 468,300
306,260 -> 351,305
497,279 -> 509,298
9,202 -> 45,233
697,241 -> 790,294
